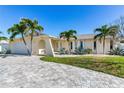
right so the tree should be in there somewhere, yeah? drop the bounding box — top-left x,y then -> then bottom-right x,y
94,25 -> 111,54
108,25 -> 119,48
0,31 -> 7,41
117,16 -> 124,38
20,18 -> 44,55
8,23 -> 31,55
59,30 -> 77,54
112,16 -> 124,39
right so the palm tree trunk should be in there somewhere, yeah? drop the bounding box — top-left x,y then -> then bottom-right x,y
30,34 -> 33,55
21,34 -> 31,56
30,31 -> 34,56
112,36 -> 116,49
103,37 -> 105,54
67,41 -> 70,54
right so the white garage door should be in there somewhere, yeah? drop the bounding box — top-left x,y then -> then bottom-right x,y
11,42 -> 31,54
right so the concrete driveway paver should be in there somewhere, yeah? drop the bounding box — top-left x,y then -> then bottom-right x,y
0,55 -> 124,88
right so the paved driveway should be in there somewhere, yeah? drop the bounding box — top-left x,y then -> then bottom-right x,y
0,55 -> 124,88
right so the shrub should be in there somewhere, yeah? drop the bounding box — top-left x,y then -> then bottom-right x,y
6,49 -> 11,54
75,47 -> 85,54
84,48 -> 93,54
60,48 -> 66,54
75,47 -> 93,54
109,47 -> 124,56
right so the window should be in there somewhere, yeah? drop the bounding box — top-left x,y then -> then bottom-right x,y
80,41 -> 83,49
94,41 -> 96,50
70,42 -> 73,49
110,40 -> 113,50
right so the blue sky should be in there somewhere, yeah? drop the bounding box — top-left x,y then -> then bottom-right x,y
0,5 -> 124,37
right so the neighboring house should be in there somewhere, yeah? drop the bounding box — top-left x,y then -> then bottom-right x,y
115,39 -> 124,50
10,34 -> 114,56
0,40 -> 9,53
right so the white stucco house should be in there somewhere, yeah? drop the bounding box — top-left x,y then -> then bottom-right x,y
9,34 -> 116,56
0,40 -> 9,53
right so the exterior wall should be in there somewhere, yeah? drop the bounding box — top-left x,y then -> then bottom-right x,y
75,39 -> 95,53
51,40 -> 59,52
83,39 -> 94,50
32,38 -> 46,55
10,35 -> 112,55
56,40 -> 77,52
10,39 -> 31,54
58,38 -> 111,54
96,39 -> 110,54
105,39 -> 111,54
44,38 -> 55,56
60,40 -> 69,50
118,43 -> 124,49
10,36 -> 55,56
31,37 -> 54,56
0,43 -> 9,52
72,41 -> 76,51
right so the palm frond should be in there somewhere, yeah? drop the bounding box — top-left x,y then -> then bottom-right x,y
59,30 -> 77,41
0,31 -> 3,34
72,35 -> 77,40
0,36 -> 8,41
108,25 -> 119,38
36,25 -> 44,31
20,18 -> 44,36
94,28 -> 102,33
68,30 -> 77,34
94,33 -> 103,43
59,31 -> 66,38
34,19 -> 38,25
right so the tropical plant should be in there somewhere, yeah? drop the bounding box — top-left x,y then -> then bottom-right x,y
0,31 -> 8,54
75,48 -> 93,54
20,18 -> 44,55
75,47 -> 84,54
94,25 -> 119,54
59,48 -> 66,54
114,16 -> 124,38
108,25 -> 119,47
0,31 -> 7,41
59,30 -> 77,54
84,48 -> 93,54
8,22 -> 31,55
108,47 -> 124,56
109,25 -> 119,38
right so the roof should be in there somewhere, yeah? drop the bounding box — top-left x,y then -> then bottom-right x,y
77,34 -> 95,39
0,40 -> 9,44
77,34 -> 112,39
33,33 -> 58,38
11,33 -> 112,42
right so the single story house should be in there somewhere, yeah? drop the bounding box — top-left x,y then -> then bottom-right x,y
10,34 -> 115,56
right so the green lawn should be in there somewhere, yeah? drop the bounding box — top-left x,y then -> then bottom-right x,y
40,56 -> 124,78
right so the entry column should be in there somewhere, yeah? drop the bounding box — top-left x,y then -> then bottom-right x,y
44,38 -> 55,56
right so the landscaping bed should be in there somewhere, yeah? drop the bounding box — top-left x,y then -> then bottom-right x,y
41,56 -> 124,78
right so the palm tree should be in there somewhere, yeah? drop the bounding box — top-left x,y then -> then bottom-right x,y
0,31 -> 7,41
20,18 -> 44,55
94,25 -> 119,54
59,30 -> 77,54
8,23 -> 31,55
108,25 -> 119,48
94,25 -> 110,54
